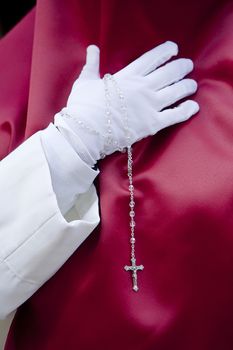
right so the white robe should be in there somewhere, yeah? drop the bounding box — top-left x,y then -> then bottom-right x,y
0,123 -> 100,320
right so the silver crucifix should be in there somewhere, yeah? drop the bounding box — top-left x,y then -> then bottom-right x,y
124,258 -> 144,292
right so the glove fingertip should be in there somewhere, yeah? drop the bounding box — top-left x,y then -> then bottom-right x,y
86,44 -> 100,67
165,40 -> 179,55
87,44 -> 100,54
181,100 -> 200,115
191,100 -> 200,114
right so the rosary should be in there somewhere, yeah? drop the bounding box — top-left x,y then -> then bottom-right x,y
103,74 -> 144,292
124,146 -> 144,292
61,74 -> 144,292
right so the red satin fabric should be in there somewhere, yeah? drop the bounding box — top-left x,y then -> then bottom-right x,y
2,0 -> 233,349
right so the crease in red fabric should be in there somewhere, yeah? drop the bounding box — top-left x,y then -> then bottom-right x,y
1,0 -> 233,349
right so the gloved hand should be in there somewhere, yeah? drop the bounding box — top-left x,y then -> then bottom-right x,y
54,41 -> 199,167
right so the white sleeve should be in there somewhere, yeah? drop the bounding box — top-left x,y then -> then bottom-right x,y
0,125 -> 100,320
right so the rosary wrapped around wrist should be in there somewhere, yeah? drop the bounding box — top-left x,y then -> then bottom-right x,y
61,73 -> 144,292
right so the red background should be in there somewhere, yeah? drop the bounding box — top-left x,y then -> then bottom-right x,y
1,0 -> 233,349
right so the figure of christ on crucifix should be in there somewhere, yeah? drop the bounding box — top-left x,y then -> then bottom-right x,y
124,258 -> 144,292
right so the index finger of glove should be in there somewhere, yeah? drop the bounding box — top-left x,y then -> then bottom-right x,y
115,41 -> 178,78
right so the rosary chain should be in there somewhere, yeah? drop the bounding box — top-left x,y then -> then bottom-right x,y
59,110 -> 100,136
102,75 -> 121,158
105,75 -> 136,260
104,74 -> 144,292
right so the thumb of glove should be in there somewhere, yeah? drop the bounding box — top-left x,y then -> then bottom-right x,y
78,45 -> 100,80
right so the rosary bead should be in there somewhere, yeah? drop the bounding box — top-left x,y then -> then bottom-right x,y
130,220 -> 136,227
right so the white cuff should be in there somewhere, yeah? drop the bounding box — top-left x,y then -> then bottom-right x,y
40,122 -> 100,215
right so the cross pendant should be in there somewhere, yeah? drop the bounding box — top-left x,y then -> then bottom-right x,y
124,258 -> 144,292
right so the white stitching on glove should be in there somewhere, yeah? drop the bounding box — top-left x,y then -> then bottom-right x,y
54,41 -> 199,167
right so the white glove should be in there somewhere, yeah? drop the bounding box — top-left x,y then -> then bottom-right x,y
54,41 -> 199,167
